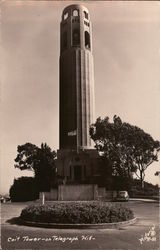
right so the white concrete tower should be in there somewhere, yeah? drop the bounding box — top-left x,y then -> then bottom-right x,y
59,4 -> 95,151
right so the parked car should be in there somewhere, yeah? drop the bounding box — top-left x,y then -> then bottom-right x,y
0,196 -> 5,203
113,191 -> 129,202
5,196 -> 11,202
0,195 -> 11,203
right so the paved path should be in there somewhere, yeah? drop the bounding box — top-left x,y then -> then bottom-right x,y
130,198 -> 158,202
1,200 -> 159,250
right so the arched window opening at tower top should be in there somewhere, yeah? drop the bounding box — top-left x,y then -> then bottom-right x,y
72,29 -> 80,46
73,9 -> 79,16
63,12 -> 68,20
85,31 -> 90,49
84,11 -> 88,20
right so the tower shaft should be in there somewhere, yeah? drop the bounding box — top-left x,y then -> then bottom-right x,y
59,4 -> 95,150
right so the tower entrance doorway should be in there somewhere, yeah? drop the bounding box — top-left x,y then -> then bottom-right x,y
74,165 -> 82,181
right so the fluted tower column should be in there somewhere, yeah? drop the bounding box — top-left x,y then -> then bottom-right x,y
59,4 -> 95,150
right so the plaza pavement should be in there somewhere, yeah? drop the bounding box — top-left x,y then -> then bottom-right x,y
1,200 -> 159,250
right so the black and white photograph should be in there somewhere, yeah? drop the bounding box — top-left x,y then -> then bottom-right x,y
1,1 -> 160,249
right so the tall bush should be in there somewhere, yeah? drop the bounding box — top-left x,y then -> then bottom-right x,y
9,177 -> 39,202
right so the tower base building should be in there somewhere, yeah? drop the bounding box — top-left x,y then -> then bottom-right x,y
56,149 -> 99,184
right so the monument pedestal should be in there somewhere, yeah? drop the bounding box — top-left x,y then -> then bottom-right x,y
56,148 -> 99,184
40,184 -> 99,201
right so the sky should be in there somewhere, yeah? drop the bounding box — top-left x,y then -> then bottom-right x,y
1,1 -> 160,194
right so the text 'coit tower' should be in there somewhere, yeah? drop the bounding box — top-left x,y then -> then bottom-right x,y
59,4 -> 95,151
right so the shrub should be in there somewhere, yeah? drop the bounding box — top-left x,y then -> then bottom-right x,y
9,177 -> 39,202
20,202 -> 134,224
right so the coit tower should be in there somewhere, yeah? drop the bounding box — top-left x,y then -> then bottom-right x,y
57,4 -> 98,183
59,4 -> 95,151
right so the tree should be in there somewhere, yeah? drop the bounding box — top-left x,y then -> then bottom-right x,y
93,156 -> 113,189
14,143 -> 39,171
9,177 -> 39,202
95,154 -> 133,191
34,143 -> 57,192
14,143 -> 57,194
90,115 -> 160,189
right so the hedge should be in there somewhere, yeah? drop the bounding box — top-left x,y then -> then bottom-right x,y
20,202 -> 134,224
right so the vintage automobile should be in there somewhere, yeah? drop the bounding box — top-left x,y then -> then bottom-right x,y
0,195 -> 11,203
113,191 -> 129,201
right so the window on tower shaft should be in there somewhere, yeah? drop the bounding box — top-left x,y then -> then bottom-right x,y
63,12 -> 68,20
72,29 -> 80,46
84,11 -> 88,20
62,32 -> 67,50
84,165 -> 86,177
70,166 -> 72,178
85,31 -> 90,49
